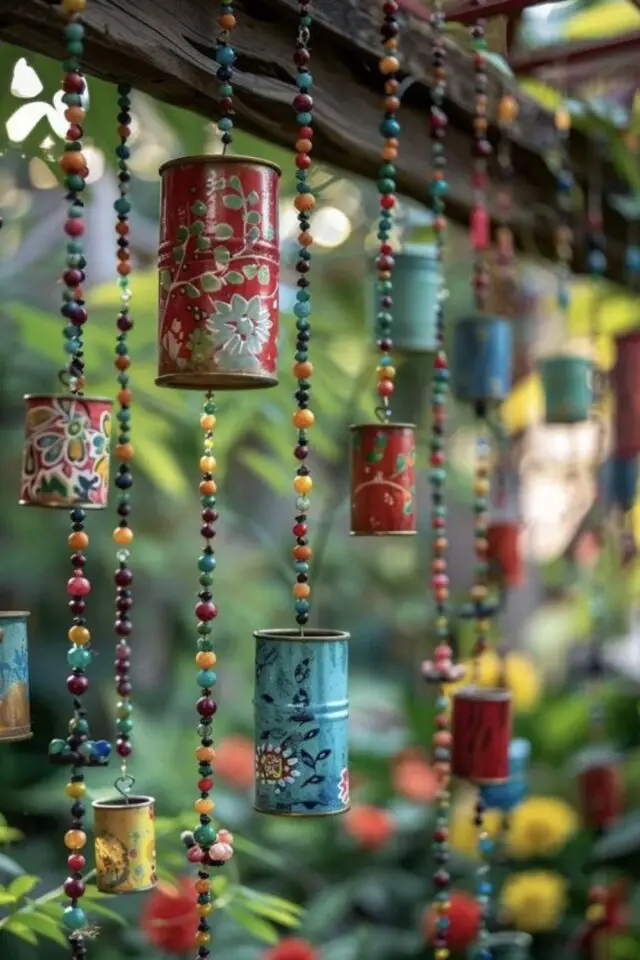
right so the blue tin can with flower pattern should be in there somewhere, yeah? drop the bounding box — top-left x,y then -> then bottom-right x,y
0,612 -> 31,743
451,315 -> 512,404
254,629 -> 349,816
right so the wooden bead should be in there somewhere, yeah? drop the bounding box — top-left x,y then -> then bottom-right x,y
60,151 -> 86,173
294,194 -> 315,212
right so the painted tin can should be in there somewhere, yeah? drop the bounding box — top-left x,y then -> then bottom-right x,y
468,932 -> 532,960
574,745 -> 622,830
479,738 -> 530,811
92,796 -> 157,893
0,612 -> 31,744
610,455 -> 638,512
451,315 -> 513,404
371,249 -> 439,352
539,355 -> 592,424
451,687 -> 511,784
254,629 -> 349,817
20,394 -> 112,509
487,521 -> 524,587
157,155 -> 281,390
614,330 -> 640,457
349,423 -> 416,535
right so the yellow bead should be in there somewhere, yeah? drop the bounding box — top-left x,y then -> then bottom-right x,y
555,106 -> 571,131
200,414 -> 216,431
474,478 -> 490,496
195,932 -> 212,947
197,904 -> 213,917
195,798 -> 215,815
200,456 -> 217,473
294,475 -> 312,494
587,904 -> 606,923
498,95 -> 518,125
293,409 -> 315,429
377,365 -> 396,379
435,950 -> 450,960
68,625 -> 90,646
435,617 -> 447,631
65,782 -> 86,800
64,829 -> 87,850
435,900 -> 450,913
196,651 -> 217,668
113,527 -> 133,545
62,0 -> 86,11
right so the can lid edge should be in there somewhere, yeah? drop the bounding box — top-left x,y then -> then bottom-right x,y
159,154 -> 282,177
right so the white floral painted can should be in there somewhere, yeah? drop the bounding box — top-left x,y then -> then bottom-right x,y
157,155 -> 281,390
254,629 -> 350,817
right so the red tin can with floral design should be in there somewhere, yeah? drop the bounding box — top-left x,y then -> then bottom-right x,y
613,330 -> 640,457
451,687 -> 511,784
157,155 -> 281,390
20,394 -> 112,509
349,423 -> 417,535
575,746 -> 622,830
487,522 -> 524,587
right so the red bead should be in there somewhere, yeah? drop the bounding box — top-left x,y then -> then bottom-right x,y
472,170 -> 487,189
434,352 -> 447,368
64,877 -> 85,898
299,125 -> 313,139
66,123 -> 83,141
376,254 -> 394,271
114,568 -> 133,587
432,517 -> 445,529
67,674 -> 89,695
380,194 -> 395,210
197,697 -> 217,718
64,219 -> 85,237
67,576 -> 91,597
116,738 -> 132,757
64,73 -> 85,94
379,242 -> 393,256
434,644 -> 452,660
115,643 -> 131,660
198,777 -> 214,792
377,379 -> 394,397
293,93 -> 313,112
200,524 -> 215,539
470,205 -> 490,251
296,154 -> 312,169
431,452 -> 445,467
63,268 -> 83,287
187,846 -> 204,863
68,854 -> 86,872
293,522 -> 308,538
195,601 -> 218,622
433,574 -> 449,588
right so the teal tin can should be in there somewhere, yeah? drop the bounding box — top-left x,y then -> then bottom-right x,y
609,455 -> 638,512
0,612 -> 31,743
371,248 -> 440,353
254,629 -> 349,817
451,315 -> 512,404
539,355 -> 592,424
468,933 -> 532,959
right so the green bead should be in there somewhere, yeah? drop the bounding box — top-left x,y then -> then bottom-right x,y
199,573 -> 214,587
198,622 -> 213,636
378,178 -> 396,194
194,823 -> 216,846
63,906 -> 87,931
197,639 -> 214,652
49,739 -> 66,755
64,22 -> 86,42
67,646 -> 92,669
117,718 -> 133,734
202,495 -> 216,508
204,401 -> 216,414
65,40 -> 84,57
379,163 -> 396,178
63,58 -> 81,72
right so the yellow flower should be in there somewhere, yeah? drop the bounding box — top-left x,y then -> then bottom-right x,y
507,796 -> 578,859
449,796 -> 503,858
500,870 -> 567,932
445,650 -> 541,714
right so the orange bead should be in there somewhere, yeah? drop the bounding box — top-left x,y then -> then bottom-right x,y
200,414 -> 216,431
433,537 -> 448,552
65,106 -> 85,124
377,365 -> 395,379
64,829 -> 87,850
195,798 -> 215,815
113,527 -> 133,546
200,456 -> 217,473
219,13 -> 236,28
118,262 -> 132,276
115,355 -> 130,371
293,583 -> 311,598
383,96 -> 400,112
293,361 -> 313,379
117,248 -> 131,262
555,106 -> 571,131
384,78 -> 400,94
294,194 -> 315,212
117,389 -> 132,405
294,475 -> 312,494
115,442 -> 134,461
195,879 -> 210,894
296,138 -> 312,155
200,479 -> 217,496
299,232 -> 313,248
293,545 -> 312,561
196,745 -> 216,763
379,56 -> 399,75
116,221 -> 130,236
196,651 -> 217,669
68,531 -> 89,550
69,625 -> 90,646
381,144 -> 398,161
60,151 -> 86,173
498,95 -> 519,125
293,409 -> 315,428
117,125 -> 131,139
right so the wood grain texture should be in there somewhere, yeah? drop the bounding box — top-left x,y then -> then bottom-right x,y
0,0 -> 630,284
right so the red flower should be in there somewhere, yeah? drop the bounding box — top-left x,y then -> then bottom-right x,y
215,734 -> 255,790
140,877 -> 198,955
343,804 -> 395,850
391,748 -> 438,803
261,937 -> 319,960
422,890 -> 481,955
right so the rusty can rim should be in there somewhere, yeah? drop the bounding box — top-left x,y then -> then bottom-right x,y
159,154 -> 282,177
92,795 -> 155,810
453,684 -> 511,702
23,393 -> 114,404
349,422 -> 416,431
254,628 -> 350,643
0,611 -> 30,618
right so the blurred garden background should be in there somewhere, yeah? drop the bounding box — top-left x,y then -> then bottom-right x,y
1,2 -> 640,955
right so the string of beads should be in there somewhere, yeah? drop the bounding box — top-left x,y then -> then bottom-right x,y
215,0 -> 237,151
290,0 -> 315,629
374,0 -> 402,419
554,103 -> 573,314
495,94 -> 519,310
469,15 -> 491,311
58,2 -> 93,954
112,83 -> 135,768
427,4 -> 454,959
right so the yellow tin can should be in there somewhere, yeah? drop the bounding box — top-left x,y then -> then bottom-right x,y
92,795 -> 157,894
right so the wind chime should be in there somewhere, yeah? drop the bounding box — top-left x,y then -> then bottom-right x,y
448,18 -> 515,960
253,0 -> 350,820
349,4 -> 417,539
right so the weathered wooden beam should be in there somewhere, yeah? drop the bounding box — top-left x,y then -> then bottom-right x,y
0,0 -> 631,286
510,30 -> 640,75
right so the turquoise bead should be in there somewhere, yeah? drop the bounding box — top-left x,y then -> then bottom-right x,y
218,117 -> 233,131
114,197 -> 131,215
67,647 -> 92,669
117,718 -> 133,734
219,83 -> 233,97
49,739 -> 66,755
197,639 -> 214,652
197,669 -> 217,688
296,112 -> 313,126
295,562 -> 309,574
380,117 -> 400,138
198,554 -> 216,572
296,72 -> 312,89
65,41 -> 84,57
294,600 -> 309,614
216,45 -> 237,66
65,23 -> 85,41
194,823 -> 216,846
63,906 -> 87,931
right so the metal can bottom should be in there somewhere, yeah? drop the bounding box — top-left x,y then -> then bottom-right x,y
0,726 -> 32,743
155,372 -> 278,390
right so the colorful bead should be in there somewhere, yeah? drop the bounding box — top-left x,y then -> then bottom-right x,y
216,1 -> 237,147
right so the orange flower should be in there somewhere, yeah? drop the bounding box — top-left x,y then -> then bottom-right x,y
343,804 -> 395,850
214,734 -> 255,790
262,938 -> 319,960
422,890 -> 480,954
392,748 -> 438,803
140,877 -> 198,955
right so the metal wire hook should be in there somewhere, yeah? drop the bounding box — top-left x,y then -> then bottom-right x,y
114,774 -> 136,803
375,403 -> 391,424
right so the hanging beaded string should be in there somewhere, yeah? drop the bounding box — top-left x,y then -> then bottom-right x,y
425,4 -> 457,960
554,97 -> 573,320
373,0 -> 402,422
57,1 -> 97,954
112,83 -> 136,783
495,94 -> 518,314
290,0 -> 315,631
215,0 -> 237,154
469,11 -> 491,313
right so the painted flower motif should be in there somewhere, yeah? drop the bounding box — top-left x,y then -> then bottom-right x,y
32,403 -> 90,468
255,743 -> 301,793
211,294 -> 270,357
338,767 -> 350,806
